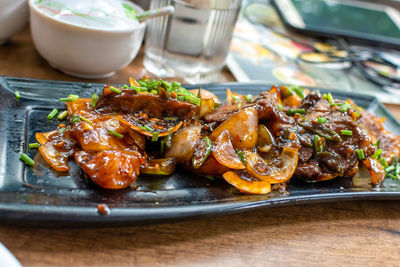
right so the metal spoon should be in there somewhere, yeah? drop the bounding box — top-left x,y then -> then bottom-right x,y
136,6 -> 175,22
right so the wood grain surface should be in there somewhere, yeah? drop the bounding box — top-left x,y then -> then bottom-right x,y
1,27 -> 400,267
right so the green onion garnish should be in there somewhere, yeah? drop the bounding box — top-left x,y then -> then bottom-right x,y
287,108 -> 306,115
183,94 -> 201,106
314,135 -> 323,153
70,116 -> 81,123
57,110 -> 68,120
122,84 -> 129,89
20,153 -> 35,167
59,127 -> 66,134
141,125 -> 153,132
385,165 -> 395,173
109,86 -> 122,94
340,130 -> 353,136
340,102 -> 351,113
357,149 -> 365,160
160,140 -> 165,154
68,94 -> 79,100
151,132 -> 159,142
150,90 -> 158,94
317,117 -> 327,124
379,158 -> 389,168
47,109 -> 58,120
15,91 -> 21,99
108,130 -> 123,139
29,143 -> 40,149
79,116 -> 92,124
289,85 -> 305,98
91,94 -> 98,108
60,97 -> 74,102
372,148 -> 382,159
327,93 -> 335,106
164,117 -> 178,121
235,149 -> 247,166
160,79 -> 172,91
277,103 -> 283,111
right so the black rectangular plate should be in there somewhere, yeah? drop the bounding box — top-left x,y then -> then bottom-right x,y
1,76 -> 400,226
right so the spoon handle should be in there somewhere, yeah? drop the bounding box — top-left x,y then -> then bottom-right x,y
136,6 -> 175,21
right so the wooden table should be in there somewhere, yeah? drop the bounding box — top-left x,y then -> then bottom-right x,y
1,27 -> 400,267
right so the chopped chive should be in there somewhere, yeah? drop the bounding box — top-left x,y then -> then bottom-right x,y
340,102 -> 351,113
235,149 -> 247,166
277,103 -> 283,111
130,85 -> 147,92
160,79 -> 172,91
354,112 -> 360,117
164,117 -> 178,121
60,97 -> 74,102
150,90 -> 158,94
15,91 -> 21,99
57,110 -> 68,120
108,130 -> 123,139
372,148 -> 382,159
374,140 -> 381,149
385,165 -> 395,173
68,94 -> 79,100
317,117 -> 327,124
79,116 -> 92,124
287,108 -> 306,116
59,127 -> 66,134
109,86 -> 122,94
327,93 -> 335,106
322,93 -> 328,100
122,84 -> 129,89
314,135 -> 323,153
340,130 -> 353,136
20,153 -> 35,167
379,158 -> 389,168
151,132 -> 159,142
29,143 -> 40,149
232,96 -> 242,103
70,116 -> 81,123
47,109 -> 58,120
289,85 -> 305,98
141,125 -> 153,132
160,140 -> 165,154
91,94 -> 98,108
388,173 -> 398,180
357,149 -> 365,160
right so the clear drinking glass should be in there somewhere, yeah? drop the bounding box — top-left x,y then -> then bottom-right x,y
144,0 -> 242,83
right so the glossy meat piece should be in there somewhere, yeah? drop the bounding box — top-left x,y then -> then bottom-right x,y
359,110 -> 400,162
204,91 -> 293,125
293,93 -> 375,182
96,86 -> 199,119
75,150 -> 143,189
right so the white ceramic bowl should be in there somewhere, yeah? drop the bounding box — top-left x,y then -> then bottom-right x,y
0,0 -> 29,44
28,0 -> 146,79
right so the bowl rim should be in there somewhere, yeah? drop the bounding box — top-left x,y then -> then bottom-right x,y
28,0 -> 146,34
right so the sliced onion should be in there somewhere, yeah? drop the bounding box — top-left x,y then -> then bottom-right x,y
36,131 -> 57,145
165,124 -> 201,163
189,89 -> 221,105
210,107 -> 258,149
363,157 -> 385,185
198,98 -> 215,118
39,143 -> 70,172
212,130 -> 245,170
141,158 -> 176,175
222,171 -> 271,194
257,124 -> 274,146
118,115 -> 183,137
282,94 -> 302,108
245,147 -> 298,184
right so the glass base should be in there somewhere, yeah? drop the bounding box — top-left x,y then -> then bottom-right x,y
144,56 -> 221,84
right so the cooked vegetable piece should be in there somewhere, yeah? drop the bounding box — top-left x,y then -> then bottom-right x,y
245,147 -> 298,184
165,125 -> 201,163
141,158 -> 176,175
222,171 -> 271,194
210,107 -> 258,148
75,150 -> 142,189
363,157 -> 385,185
212,130 -> 245,170
192,137 -> 212,169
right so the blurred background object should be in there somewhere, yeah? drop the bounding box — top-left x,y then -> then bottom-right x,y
143,0 -> 243,84
29,0 -> 146,79
0,0 -> 28,45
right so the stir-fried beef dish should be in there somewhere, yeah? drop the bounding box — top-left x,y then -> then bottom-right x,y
28,78 -> 399,194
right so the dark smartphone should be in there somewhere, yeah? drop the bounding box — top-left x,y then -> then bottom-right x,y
271,0 -> 400,49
